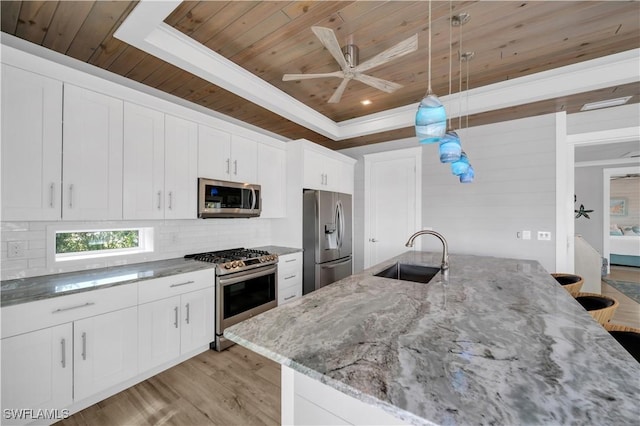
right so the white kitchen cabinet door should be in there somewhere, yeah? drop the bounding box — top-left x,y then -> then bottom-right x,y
62,84 -> 123,220
165,115 -> 198,219
1,324 -> 73,421
180,287 -> 215,354
1,65 -> 63,221
257,143 -> 286,218
230,135 -> 257,183
123,102 -> 165,220
73,306 -> 138,401
303,149 -> 339,191
138,296 -> 181,372
198,124 -> 232,180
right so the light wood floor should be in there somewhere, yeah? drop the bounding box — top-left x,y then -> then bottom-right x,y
602,265 -> 640,329
60,267 -> 640,426
59,345 -> 281,426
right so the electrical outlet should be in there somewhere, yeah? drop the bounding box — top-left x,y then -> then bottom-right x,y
537,231 -> 551,241
7,241 -> 25,258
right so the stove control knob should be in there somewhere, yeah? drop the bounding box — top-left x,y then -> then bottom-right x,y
224,263 -> 232,269
238,261 -> 245,267
231,261 -> 238,268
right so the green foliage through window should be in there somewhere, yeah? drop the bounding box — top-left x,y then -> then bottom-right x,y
56,230 -> 140,254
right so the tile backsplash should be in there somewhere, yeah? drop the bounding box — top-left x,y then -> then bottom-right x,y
1,218 -> 272,280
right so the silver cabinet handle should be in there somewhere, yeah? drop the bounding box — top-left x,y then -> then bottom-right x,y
284,294 -> 296,301
226,158 -> 230,174
68,184 -> 74,208
234,159 -> 238,175
50,183 -> 55,208
284,275 -> 296,280
157,191 -> 162,210
81,332 -> 87,361
285,258 -> 297,263
325,173 -> 328,186
185,303 -> 190,325
174,306 -> 179,328
61,338 -> 66,368
168,191 -> 173,210
169,280 -> 194,288
52,302 -> 95,314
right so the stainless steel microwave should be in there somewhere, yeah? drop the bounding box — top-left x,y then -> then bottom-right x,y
198,178 -> 261,218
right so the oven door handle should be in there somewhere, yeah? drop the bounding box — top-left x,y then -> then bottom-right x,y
218,265 -> 277,286
321,258 -> 351,269
250,188 -> 257,210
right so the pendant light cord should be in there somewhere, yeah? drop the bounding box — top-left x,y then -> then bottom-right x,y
458,22 -> 463,130
447,1 -> 452,129
427,0 -> 432,94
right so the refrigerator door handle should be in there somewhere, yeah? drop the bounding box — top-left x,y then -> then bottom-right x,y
336,200 -> 343,248
321,258 -> 352,269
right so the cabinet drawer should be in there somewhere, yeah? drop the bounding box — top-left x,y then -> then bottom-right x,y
278,284 -> 301,305
279,270 -> 301,289
138,269 -> 214,304
278,252 -> 302,275
1,284 -> 137,339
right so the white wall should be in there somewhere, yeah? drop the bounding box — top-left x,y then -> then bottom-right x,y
342,113 -> 559,273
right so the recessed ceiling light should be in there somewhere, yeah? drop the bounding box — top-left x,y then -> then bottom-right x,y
580,96 -> 632,111
361,100 -> 372,106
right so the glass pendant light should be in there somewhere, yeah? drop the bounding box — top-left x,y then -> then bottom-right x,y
415,0 -> 446,144
460,164 -> 475,183
439,6 -> 462,163
451,151 -> 469,176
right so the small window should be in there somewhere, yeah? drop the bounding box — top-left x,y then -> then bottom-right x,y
55,227 -> 153,262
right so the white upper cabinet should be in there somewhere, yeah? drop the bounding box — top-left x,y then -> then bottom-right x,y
231,135 -> 258,183
123,106 -> 198,220
62,84 -> 123,221
198,125 -> 257,183
1,65 -> 63,221
257,143 -> 286,218
303,147 -> 354,194
164,115 -> 198,219
123,102 -> 165,220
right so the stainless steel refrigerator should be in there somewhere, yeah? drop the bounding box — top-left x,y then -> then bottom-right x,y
303,189 -> 352,295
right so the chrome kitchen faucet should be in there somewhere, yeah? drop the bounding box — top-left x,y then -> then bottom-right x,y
405,230 -> 449,275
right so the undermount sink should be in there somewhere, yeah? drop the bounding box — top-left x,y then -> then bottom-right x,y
374,262 -> 440,284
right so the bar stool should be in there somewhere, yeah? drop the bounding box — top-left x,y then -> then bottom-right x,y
574,292 -> 619,326
604,323 -> 640,363
551,273 -> 584,297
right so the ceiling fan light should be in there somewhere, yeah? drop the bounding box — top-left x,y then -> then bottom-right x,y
451,151 -> 470,176
361,99 -> 372,105
415,94 -> 447,144
439,130 -> 462,163
459,164 -> 475,183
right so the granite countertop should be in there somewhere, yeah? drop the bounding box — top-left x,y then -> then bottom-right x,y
225,251 -> 640,425
1,258 -> 215,307
252,245 -> 302,256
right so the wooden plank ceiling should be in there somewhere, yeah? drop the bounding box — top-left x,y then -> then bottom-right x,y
2,1 -> 639,150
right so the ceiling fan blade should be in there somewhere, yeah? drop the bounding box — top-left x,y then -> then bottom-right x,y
355,34 -> 418,73
328,78 -> 350,103
353,74 -> 403,93
311,26 -> 349,70
282,71 -> 343,81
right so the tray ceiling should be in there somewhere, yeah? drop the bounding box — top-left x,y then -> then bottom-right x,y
1,1 -> 639,149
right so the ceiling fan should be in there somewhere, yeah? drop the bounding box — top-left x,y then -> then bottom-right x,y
283,26 -> 418,103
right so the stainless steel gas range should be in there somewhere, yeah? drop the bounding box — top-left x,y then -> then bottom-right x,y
185,248 -> 278,351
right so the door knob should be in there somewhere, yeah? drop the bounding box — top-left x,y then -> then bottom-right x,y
369,238 -> 379,242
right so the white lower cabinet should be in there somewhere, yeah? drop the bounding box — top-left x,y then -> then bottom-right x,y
278,252 -> 303,305
73,307 -> 138,401
1,324 -> 73,422
138,287 -> 214,372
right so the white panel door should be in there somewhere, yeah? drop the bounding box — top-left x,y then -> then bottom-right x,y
230,135 -> 257,183
73,307 -> 138,401
1,65 -> 63,221
257,143 -> 286,217
180,287 -> 215,354
365,148 -> 421,268
1,324 -> 73,421
165,115 -> 198,219
198,124 -> 231,180
123,102 -> 165,219
138,296 -> 181,372
62,84 -> 123,220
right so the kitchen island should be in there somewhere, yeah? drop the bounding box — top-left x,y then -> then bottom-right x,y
225,251 -> 640,425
